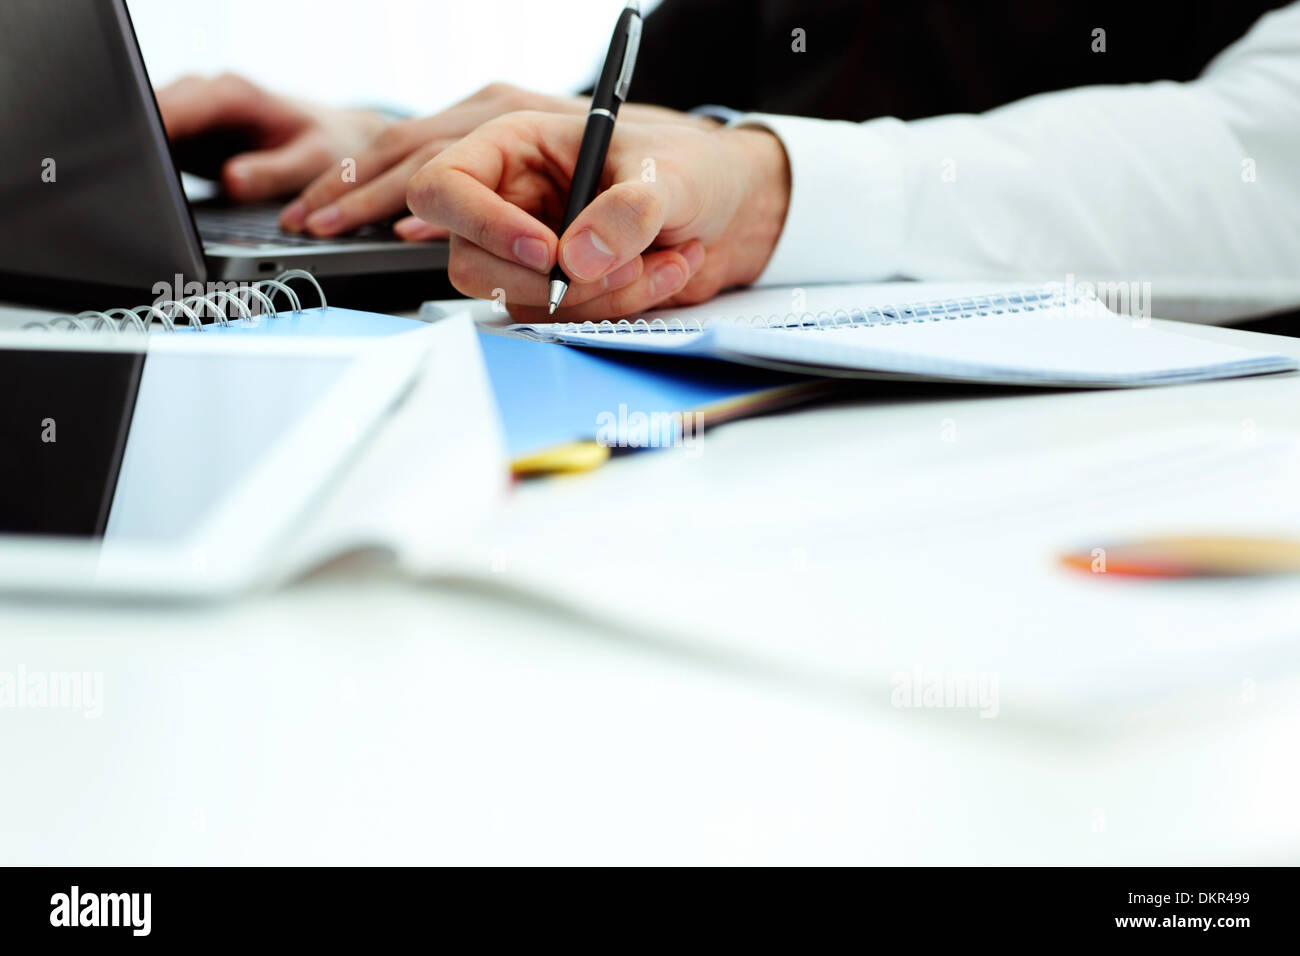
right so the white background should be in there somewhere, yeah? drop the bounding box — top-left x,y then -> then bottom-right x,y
128,0 -> 661,114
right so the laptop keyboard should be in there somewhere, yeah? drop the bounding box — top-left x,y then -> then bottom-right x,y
194,205 -> 397,247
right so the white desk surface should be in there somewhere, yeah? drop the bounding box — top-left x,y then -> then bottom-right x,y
2,303 -> 1299,864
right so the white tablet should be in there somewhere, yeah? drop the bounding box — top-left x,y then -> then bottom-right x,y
0,327 -> 435,598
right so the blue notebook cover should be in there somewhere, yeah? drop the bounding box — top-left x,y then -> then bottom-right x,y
477,330 -> 817,459
197,307 -> 423,337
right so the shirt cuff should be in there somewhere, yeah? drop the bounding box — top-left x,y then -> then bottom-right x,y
690,104 -> 744,125
727,112 -> 906,286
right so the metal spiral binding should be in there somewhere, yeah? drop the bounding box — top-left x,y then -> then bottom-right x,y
540,288 -> 1080,336
20,269 -> 329,333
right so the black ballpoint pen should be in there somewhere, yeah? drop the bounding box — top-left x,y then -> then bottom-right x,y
548,0 -> 643,314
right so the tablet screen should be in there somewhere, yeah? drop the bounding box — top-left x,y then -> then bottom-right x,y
0,345 -> 349,544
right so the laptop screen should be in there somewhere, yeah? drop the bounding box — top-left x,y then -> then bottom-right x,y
0,0 -> 205,292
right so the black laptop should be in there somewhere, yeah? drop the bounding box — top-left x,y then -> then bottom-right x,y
0,0 -> 447,304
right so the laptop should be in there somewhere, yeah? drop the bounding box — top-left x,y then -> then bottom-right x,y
0,0 -> 447,304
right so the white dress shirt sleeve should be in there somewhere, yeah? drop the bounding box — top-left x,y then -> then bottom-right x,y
730,3 -> 1300,321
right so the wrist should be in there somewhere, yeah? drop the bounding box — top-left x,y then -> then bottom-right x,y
717,126 -> 791,284
621,102 -> 720,130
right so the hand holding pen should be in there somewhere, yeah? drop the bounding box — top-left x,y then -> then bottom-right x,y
405,2 -> 792,323
548,0 -> 644,313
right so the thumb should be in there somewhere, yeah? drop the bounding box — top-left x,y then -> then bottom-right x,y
557,182 -> 666,283
223,135 -> 331,202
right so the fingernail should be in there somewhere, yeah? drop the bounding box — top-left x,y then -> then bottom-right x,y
512,236 -> 550,272
280,199 -> 307,231
650,262 -> 686,298
682,241 -> 706,273
305,205 -> 341,235
563,229 -> 616,280
602,259 -> 640,290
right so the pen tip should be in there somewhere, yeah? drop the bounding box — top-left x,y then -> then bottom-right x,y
547,278 -> 568,315
548,302 -> 557,316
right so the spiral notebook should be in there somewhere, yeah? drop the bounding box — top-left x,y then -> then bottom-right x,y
502,282 -> 1298,387
15,269 -> 423,339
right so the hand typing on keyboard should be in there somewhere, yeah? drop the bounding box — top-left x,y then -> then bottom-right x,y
156,74 -> 390,207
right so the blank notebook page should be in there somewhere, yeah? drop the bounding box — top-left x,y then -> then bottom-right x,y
503,282 -> 1297,386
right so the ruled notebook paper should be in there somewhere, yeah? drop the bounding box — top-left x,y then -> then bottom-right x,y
502,282 -> 1298,387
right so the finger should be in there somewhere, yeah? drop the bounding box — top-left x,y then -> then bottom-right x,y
393,216 -> 450,242
283,164 -> 358,231
507,241 -> 705,323
412,166 -> 557,273
155,73 -> 275,141
222,134 -> 332,202
301,148 -> 443,236
662,252 -> 733,307
282,136 -> 442,230
446,235 -> 642,307
556,182 -> 668,284
407,123 -> 569,273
